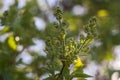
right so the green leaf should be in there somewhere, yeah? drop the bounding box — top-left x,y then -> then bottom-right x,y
71,67 -> 92,79
71,72 -> 92,79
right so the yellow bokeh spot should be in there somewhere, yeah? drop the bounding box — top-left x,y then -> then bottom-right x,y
69,24 -> 76,31
74,56 -> 84,71
105,53 -> 113,61
8,36 -> 17,50
68,19 -> 77,31
97,9 -> 108,17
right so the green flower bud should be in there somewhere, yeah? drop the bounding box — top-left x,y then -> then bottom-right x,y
54,7 -> 63,20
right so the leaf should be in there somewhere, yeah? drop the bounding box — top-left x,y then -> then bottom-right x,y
71,66 -> 92,79
71,72 -> 92,79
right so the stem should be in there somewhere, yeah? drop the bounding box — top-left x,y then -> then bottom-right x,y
57,19 -> 66,79
60,63 -> 65,75
59,19 -> 61,27
56,61 -> 65,79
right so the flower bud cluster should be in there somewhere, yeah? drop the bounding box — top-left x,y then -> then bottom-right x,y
54,7 -> 63,20
45,7 -> 98,78
84,17 -> 97,39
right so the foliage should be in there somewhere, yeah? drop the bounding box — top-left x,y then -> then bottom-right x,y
0,0 -> 98,80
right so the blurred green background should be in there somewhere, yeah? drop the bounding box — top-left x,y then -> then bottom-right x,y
0,0 -> 120,80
